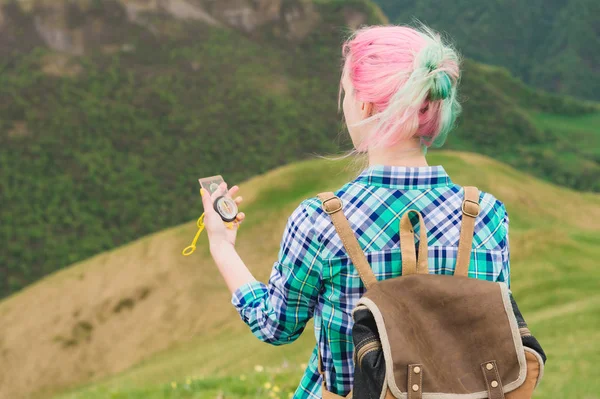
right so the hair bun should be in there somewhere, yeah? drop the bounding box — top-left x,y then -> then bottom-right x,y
418,44 -> 455,101
429,69 -> 452,101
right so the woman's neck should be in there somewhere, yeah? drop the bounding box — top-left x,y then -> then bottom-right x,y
367,138 -> 429,167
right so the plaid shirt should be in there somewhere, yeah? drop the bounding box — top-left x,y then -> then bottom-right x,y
232,164 -> 510,398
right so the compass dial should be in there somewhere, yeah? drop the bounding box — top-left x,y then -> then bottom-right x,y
213,196 -> 238,222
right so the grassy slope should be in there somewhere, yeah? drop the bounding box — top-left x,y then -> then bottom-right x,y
1,151 -> 597,399
452,60 -> 600,193
531,112 -> 600,158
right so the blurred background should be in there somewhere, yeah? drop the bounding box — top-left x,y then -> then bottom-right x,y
0,0 -> 598,398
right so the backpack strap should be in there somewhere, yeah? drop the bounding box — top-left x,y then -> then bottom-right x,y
317,192 -> 378,289
399,210 -> 429,276
454,186 -> 481,277
317,192 -> 371,398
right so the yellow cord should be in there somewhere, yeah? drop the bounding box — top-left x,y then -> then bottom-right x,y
182,189 -> 239,256
182,213 -> 206,256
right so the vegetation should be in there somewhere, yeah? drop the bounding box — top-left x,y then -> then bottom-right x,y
56,368 -> 310,399
0,0 -> 598,302
452,60 -> 600,192
373,0 -> 600,101
0,152 -> 595,399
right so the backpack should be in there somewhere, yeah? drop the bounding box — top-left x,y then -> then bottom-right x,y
316,187 -> 546,399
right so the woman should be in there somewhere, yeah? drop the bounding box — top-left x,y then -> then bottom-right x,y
201,25 -> 513,398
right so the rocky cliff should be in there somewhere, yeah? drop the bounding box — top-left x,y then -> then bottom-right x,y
0,0 -> 324,58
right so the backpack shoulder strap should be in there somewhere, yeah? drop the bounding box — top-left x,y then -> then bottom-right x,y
454,186 -> 481,277
317,192 -> 377,289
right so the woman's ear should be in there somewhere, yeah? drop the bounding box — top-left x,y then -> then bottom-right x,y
361,102 -> 374,118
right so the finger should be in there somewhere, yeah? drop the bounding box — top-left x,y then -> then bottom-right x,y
227,186 -> 240,198
209,182 -> 223,202
212,182 -> 228,201
210,182 -> 225,202
234,196 -> 243,205
228,185 -> 240,198
236,212 -> 245,221
200,188 -> 214,213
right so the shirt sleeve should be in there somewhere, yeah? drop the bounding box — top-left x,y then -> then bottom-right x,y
499,202 -> 511,289
231,200 -> 323,345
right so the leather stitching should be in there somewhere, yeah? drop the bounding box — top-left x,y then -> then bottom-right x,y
408,364 -> 413,399
407,364 -> 422,399
480,360 -> 504,399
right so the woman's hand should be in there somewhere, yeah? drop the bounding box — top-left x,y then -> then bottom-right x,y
200,181 -> 246,251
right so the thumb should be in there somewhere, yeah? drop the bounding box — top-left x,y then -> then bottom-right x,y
200,188 -> 214,214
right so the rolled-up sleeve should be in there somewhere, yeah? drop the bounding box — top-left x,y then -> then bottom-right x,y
499,203 -> 511,289
231,200 -> 323,345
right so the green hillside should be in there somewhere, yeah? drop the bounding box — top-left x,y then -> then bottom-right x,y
1,152 -> 598,399
452,60 -> 600,192
1,0 -> 599,304
373,0 -> 600,102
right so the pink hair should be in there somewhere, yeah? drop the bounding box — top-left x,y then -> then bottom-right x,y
339,24 -> 462,152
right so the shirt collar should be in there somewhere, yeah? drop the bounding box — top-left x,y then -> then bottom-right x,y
352,164 -> 453,190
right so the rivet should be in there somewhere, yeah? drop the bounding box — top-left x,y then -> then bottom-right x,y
491,380 -> 499,388
414,366 -> 421,374
486,363 -> 494,371
412,384 -> 419,392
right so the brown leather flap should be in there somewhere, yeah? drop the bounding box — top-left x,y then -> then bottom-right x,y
355,275 -> 527,397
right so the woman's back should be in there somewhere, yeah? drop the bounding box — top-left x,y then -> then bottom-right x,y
238,163 -> 511,397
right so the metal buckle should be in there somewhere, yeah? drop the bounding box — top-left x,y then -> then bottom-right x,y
461,199 -> 480,218
322,196 -> 343,214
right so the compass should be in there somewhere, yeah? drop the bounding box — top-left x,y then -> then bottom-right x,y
213,195 -> 238,222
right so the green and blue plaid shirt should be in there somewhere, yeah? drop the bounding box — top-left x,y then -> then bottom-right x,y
232,164 -> 510,398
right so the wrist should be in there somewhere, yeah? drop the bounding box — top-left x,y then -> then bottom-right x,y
210,241 -> 235,256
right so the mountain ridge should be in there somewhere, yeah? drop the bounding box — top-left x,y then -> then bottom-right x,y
1,0 -> 598,305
